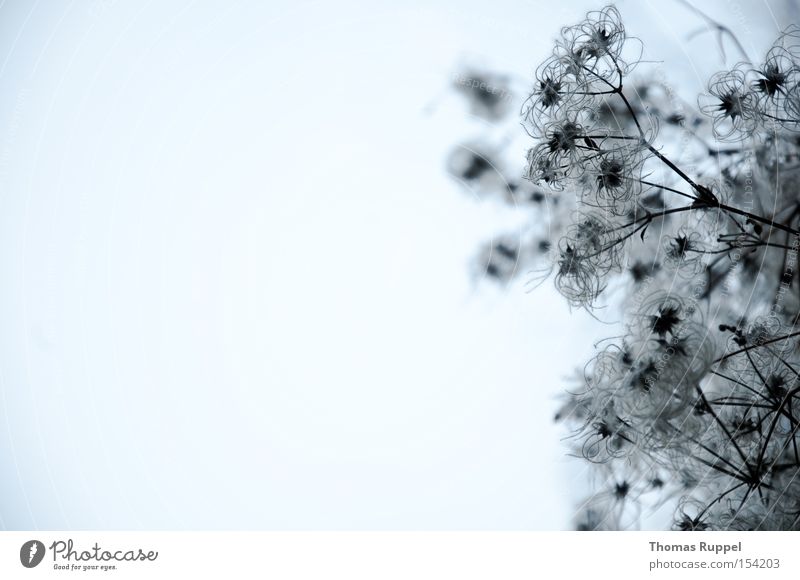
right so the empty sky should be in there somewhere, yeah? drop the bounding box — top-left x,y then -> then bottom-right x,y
0,0 -> 790,529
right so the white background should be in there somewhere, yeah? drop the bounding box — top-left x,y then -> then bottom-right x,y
0,0 -> 791,529
1,531 -> 798,579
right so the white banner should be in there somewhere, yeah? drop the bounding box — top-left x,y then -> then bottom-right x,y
1,532 -> 798,579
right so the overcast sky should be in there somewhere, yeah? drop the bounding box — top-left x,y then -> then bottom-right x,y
0,0 -> 790,529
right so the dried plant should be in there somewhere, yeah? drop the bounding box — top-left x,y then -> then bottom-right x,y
447,5 -> 800,530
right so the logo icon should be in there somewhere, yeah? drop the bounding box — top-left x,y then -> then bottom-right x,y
20,540 -> 46,568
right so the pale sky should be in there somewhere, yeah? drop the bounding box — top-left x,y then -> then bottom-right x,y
0,0 -> 788,529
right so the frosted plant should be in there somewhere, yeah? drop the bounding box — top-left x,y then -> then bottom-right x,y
447,5 -> 800,529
